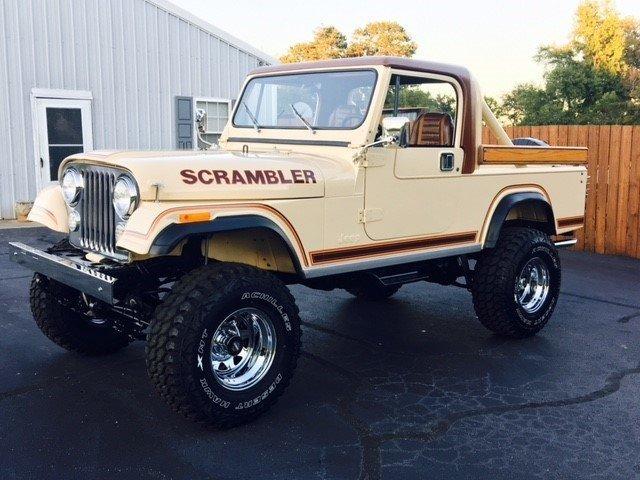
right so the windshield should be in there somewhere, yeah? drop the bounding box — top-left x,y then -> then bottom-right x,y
233,70 -> 377,130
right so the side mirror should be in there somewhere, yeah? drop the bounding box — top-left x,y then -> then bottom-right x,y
195,108 -> 207,133
382,116 -> 411,147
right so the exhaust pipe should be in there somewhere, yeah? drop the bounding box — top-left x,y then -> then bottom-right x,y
554,238 -> 577,249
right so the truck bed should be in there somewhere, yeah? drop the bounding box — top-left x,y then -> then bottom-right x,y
480,145 -> 588,165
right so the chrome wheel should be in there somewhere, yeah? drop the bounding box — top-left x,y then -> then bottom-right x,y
210,307 -> 277,391
515,257 -> 550,314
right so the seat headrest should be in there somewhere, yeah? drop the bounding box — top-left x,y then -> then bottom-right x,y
409,113 -> 454,147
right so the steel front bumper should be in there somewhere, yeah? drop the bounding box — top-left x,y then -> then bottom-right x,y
9,242 -> 116,304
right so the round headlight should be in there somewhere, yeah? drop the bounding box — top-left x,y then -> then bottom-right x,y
61,168 -> 83,206
113,176 -> 138,219
68,210 -> 81,231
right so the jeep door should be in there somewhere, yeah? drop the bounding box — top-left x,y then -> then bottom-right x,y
363,71 -> 463,241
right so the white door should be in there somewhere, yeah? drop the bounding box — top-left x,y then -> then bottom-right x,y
33,97 -> 93,188
364,70 -> 463,240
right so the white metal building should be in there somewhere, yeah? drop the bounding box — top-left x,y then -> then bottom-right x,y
0,0 -> 274,219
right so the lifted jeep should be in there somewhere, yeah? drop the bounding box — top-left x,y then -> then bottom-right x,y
10,56 -> 587,427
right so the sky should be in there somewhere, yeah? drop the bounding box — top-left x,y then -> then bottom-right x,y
170,0 -> 640,97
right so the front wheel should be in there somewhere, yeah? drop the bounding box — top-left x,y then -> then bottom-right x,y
471,227 -> 561,338
146,263 -> 301,427
29,274 -> 132,355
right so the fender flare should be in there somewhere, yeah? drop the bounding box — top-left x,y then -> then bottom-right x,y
484,192 -> 556,248
148,214 -> 304,274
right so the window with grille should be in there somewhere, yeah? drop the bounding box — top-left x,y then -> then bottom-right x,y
194,98 -> 231,148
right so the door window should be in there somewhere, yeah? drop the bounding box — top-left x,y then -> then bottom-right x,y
33,95 -> 93,187
383,75 -> 458,147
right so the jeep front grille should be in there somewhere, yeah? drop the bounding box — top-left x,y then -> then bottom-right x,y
68,165 -> 127,261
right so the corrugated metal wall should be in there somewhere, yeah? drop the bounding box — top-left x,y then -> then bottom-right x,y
0,0 -> 270,218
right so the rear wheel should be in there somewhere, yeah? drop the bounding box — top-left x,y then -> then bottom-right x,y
471,227 -> 561,338
146,263 -> 301,427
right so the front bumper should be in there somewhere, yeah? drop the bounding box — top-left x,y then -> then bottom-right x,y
9,242 -> 116,304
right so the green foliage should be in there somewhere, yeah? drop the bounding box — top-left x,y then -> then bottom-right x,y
281,22 -> 416,63
574,0 -> 628,74
346,22 -> 417,58
280,27 -> 347,63
384,86 -> 456,118
499,0 -> 640,125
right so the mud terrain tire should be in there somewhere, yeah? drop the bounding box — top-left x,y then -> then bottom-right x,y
29,274 -> 131,355
146,263 -> 301,427
471,227 -> 561,338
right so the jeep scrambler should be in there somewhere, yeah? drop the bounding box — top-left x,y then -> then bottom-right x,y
10,57 -> 587,426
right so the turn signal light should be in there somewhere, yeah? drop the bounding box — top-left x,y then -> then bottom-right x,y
178,211 -> 212,223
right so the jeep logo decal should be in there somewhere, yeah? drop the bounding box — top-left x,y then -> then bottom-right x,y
181,169 -> 317,185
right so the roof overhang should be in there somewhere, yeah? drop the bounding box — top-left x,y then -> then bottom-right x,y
146,0 -> 277,64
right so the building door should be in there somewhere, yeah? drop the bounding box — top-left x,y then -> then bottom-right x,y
33,96 -> 93,188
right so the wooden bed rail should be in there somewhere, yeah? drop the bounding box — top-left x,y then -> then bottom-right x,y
480,145 -> 588,165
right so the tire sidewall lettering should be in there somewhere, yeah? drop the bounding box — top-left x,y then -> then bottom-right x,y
195,288 -> 292,411
241,291 -> 292,332
514,242 -> 560,326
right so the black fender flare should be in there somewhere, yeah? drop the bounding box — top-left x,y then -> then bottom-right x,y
484,192 -> 556,248
148,214 -> 304,274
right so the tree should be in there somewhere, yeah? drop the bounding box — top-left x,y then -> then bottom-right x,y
501,46 -> 639,125
346,22 -> 417,58
383,86 -> 456,117
280,26 -> 347,63
484,96 -> 507,122
280,22 -> 417,63
499,0 -> 640,125
573,0 -> 628,74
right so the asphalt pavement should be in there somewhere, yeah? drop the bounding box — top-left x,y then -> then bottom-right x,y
1,227 -> 639,480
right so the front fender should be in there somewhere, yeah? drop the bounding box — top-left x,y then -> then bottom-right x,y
117,202 -> 307,269
27,185 -> 69,233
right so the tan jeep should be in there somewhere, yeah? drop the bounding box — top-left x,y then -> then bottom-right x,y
10,56 -> 587,426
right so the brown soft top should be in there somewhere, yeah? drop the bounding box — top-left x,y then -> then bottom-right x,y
250,56 -> 480,174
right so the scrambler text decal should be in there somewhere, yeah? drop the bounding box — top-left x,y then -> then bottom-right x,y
181,169 -> 317,185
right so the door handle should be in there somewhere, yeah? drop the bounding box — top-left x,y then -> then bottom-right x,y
40,157 -> 44,168
440,152 -> 454,171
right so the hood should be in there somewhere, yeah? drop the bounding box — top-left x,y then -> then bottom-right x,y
62,150 -> 338,201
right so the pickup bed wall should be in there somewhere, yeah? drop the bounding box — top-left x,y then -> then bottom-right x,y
479,145 -> 588,165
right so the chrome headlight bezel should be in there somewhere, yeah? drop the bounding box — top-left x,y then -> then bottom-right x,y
61,168 -> 84,206
112,175 -> 139,220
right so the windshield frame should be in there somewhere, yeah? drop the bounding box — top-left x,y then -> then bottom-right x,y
231,68 -> 379,131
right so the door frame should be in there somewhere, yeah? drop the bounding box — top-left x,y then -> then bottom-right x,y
30,89 -> 93,191
363,70 -> 465,240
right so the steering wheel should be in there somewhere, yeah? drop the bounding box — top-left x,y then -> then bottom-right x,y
341,115 -> 362,127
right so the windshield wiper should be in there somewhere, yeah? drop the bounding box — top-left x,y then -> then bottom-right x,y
242,102 -> 261,132
290,103 -> 316,134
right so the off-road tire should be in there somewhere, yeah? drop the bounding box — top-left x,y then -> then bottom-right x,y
146,263 -> 301,428
471,227 -> 561,338
345,279 -> 401,300
29,274 -> 131,355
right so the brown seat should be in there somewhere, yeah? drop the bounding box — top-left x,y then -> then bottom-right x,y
409,113 -> 454,147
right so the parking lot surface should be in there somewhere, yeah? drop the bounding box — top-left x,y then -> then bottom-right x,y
1,227 -> 639,480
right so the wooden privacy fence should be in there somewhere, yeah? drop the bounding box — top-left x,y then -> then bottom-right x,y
482,125 -> 640,259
